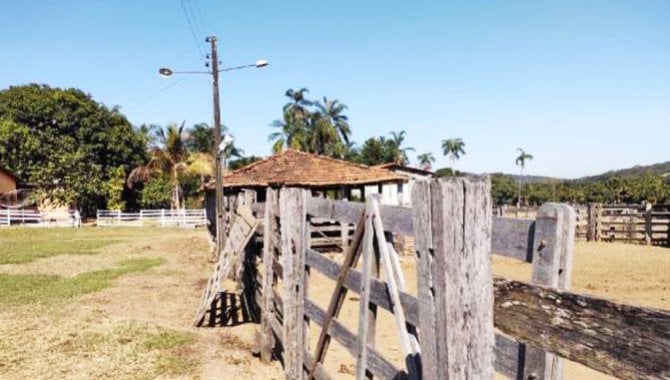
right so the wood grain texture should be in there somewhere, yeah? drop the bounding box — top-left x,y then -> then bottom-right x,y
280,188 -> 308,379
260,188 -> 278,362
494,278 -> 670,380
525,203 -> 576,380
355,206 -> 375,380
305,197 -> 534,262
432,177 -> 495,379
411,181 -> 438,380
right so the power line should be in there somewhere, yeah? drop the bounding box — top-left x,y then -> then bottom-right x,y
128,76 -> 188,109
190,0 -> 209,36
179,0 -> 207,58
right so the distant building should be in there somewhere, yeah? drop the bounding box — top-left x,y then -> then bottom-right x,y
203,149 -> 408,238
0,166 -> 18,195
371,163 -> 437,207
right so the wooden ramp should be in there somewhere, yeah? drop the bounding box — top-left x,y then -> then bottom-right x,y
193,203 -> 259,326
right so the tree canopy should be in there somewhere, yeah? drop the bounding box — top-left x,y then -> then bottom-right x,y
0,84 -> 147,212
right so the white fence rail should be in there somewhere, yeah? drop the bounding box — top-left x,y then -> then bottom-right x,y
96,209 -> 207,228
0,209 -> 74,227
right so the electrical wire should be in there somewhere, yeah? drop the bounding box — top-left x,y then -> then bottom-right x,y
179,0 -> 207,58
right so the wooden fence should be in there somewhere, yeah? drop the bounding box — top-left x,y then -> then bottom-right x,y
499,203 -> 670,247
96,209 -> 207,228
208,178 -> 669,379
0,209 -> 73,227
575,203 -> 670,246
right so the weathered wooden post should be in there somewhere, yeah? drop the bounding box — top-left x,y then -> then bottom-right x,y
412,177 -> 495,379
587,203 -> 597,242
524,203 -> 576,380
279,187 -> 308,379
259,188 -> 278,363
644,203 -> 653,246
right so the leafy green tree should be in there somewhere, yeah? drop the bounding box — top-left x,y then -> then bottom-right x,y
0,84 -> 146,213
417,152 -> 435,171
185,122 -> 243,158
357,137 -> 394,166
139,176 -> 173,209
490,173 -> 517,205
228,155 -> 264,171
105,166 -> 126,210
128,122 -> 213,209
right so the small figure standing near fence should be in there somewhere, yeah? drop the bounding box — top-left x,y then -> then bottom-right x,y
73,208 -> 81,228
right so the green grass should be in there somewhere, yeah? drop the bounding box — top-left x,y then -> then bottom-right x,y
0,257 -> 163,305
143,329 -> 194,350
0,227 -> 170,264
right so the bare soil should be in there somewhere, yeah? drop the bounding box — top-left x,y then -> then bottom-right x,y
0,229 -> 282,380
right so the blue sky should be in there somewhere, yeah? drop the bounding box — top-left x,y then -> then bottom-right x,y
1,1 -> 668,178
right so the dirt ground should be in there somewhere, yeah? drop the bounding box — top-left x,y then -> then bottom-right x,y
0,228 -> 282,380
305,241 -> 669,380
1,228 -> 667,379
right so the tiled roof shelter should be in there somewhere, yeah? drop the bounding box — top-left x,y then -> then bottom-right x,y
206,150 -> 406,190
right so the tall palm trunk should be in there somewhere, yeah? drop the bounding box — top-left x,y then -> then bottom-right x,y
517,167 -> 523,216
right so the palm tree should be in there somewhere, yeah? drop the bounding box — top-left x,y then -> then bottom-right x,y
283,88 -> 312,125
441,138 -> 466,161
186,123 -> 243,159
315,97 -> 351,145
268,114 -> 309,153
269,88 -> 313,153
128,122 -> 209,209
417,152 -> 435,171
515,148 -> 534,208
388,130 -> 414,165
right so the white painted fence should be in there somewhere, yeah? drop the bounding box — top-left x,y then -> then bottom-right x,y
0,209 -> 74,227
96,209 -> 207,228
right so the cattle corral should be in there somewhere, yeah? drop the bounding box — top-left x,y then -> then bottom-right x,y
201,178 -> 670,380
0,200 -> 668,379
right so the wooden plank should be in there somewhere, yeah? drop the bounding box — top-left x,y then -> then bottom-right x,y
494,334 -> 523,380
308,211 -> 367,378
305,299 -> 408,380
370,198 -> 420,378
305,249 -> 419,327
260,188 -> 278,363
306,196 -> 535,262
431,177 -> 495,379
494,278 -> 670,380
280,188 -> 308,380
411,181 -> 438,380
492,217 -> 535,262
355,207 -> 375,380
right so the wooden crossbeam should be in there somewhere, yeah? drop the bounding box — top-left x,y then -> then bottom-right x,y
307,210 -> 367,379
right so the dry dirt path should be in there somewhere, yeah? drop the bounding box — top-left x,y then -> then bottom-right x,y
0,228 -> 281,379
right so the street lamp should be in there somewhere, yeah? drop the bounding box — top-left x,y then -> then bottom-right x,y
159,36 -> 268,258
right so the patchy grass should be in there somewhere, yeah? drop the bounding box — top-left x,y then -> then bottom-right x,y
0,257 -> 163,305
143,329 -> 194,350
51,322 -> 197,378
0,228 -> 155,264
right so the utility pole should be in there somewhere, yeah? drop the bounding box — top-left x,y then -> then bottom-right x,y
208,35 -> 225,257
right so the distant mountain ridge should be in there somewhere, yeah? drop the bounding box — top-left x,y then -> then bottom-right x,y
576,161 -> 670,182
434,160 -> 670,183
